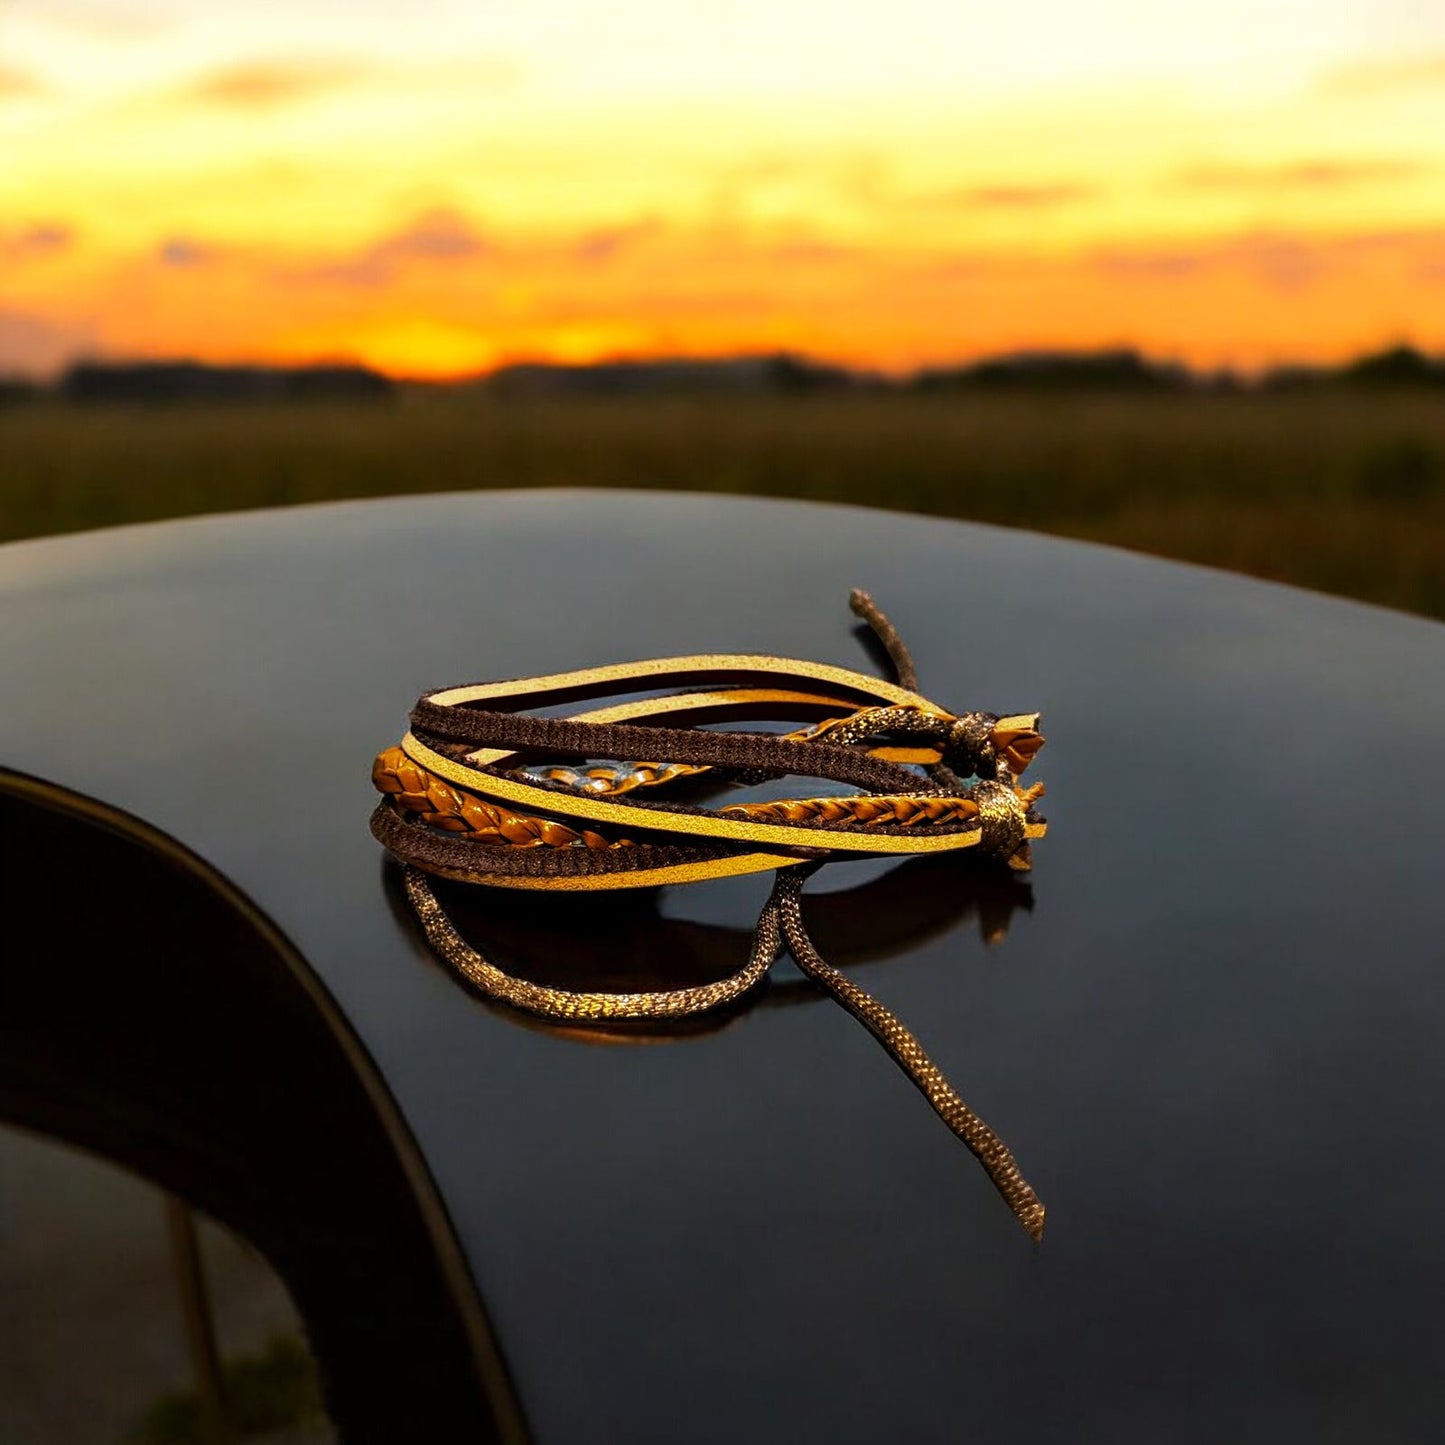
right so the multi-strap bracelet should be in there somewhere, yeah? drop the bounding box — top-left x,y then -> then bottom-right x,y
371,591 -> 1050,1239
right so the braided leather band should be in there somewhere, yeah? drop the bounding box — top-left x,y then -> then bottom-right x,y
371,591 -> 1050,1239
376,744 -> 989,842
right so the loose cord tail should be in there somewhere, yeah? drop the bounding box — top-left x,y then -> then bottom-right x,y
407,859 -> 1045,1238
851,587 -> 974,792
404,863 -> 787,1019
849,587 -> 918,690
772,867 -> 1046,1242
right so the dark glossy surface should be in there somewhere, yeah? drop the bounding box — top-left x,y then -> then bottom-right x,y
0,791 -> 498,1438
3,491 -> 1444,1443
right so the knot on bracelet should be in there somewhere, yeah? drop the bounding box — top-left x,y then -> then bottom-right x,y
946,711 -> 1000,773
971,778 -> 1028,859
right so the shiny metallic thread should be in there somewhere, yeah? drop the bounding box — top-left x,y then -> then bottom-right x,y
405,863 -> 782,1020
773,869 -> 1046,1243
406,860 -> 1046,1240
970,779 -> 1028,858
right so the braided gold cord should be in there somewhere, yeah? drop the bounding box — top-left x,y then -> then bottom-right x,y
813,705 -> 1044,778
773,870 -> 1046,1241
805,704 -> 939,746
404,859 -> 1045,1240
404,865 -> 782,1020
717,793 -> 980,828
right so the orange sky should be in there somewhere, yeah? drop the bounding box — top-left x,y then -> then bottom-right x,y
4,1 -> 1445,377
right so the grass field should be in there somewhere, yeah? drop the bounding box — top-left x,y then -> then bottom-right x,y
2,388 -> 1442,619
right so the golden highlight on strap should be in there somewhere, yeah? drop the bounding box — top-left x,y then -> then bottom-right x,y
425,653 -> 934,712
370,590 -> 1051,1240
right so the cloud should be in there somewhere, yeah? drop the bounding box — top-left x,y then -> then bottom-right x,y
1217,234 -> 1322,292
1086,229 -> 1439,293
157,236 -> 220,267
1094,234 -> 1315,290
178,54 -> 519,111
381,209 -> 488,262
573,220 -> 662,264
906,182 -> 1099,213
308,208 -> 491,286
960,183 -> 1096,209
186,60 -> 366,109
0,64 -> 45,100
1,223 -> 75,262
1090,248 -> 1202,280
1177,159 -> 1424,190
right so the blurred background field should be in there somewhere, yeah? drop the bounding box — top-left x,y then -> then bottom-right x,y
8,2 -> 1445,624
4,379 -> 1442,619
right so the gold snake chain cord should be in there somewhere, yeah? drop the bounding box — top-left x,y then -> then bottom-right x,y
371,590 -> 1050,1240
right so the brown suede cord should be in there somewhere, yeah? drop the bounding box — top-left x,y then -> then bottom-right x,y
369,801 -> 761,879
409,705 -> 944,797
849,587 -> 919,691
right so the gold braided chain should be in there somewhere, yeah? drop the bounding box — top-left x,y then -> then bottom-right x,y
402,860 -> 1045,1240
405,864 -> 781,1020
717,793 -> 980,828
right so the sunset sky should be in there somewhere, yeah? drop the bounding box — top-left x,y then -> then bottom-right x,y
5,0 -> 1445,378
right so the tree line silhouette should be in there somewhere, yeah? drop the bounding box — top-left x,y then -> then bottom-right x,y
2,344 -> 1444,404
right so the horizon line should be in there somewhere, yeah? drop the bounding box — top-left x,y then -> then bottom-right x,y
12,340 -> 1444,392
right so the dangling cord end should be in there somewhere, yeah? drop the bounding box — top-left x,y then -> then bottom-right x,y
849,588 -> 919,693
767,868 -> 1046,1242
849,588 -> 972,791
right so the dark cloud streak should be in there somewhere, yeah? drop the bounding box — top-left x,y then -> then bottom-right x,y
1,223 -> 76,261
158,237 -> 220,267
573,220 -> 662,264
304,209 -> 491,287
